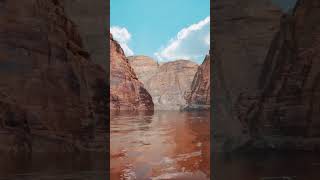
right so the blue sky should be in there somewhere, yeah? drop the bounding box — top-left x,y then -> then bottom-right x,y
111,0 -> 210,64
110,0 -> 297,64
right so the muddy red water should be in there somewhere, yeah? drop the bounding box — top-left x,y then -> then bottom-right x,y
110,111 -> 210,180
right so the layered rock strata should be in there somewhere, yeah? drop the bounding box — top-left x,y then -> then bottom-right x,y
235,0 -> 320,151
0,0 -> 107,152
62,0 -> 108,70
110,36 -> 154,111
185,55 -> 210,110
129,56 -> 198,110
127,56 -> 159,83
212,0 -> 283,151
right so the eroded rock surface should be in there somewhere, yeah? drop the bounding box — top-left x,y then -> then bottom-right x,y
0,0 -> 107,152
235,0 -> 320,151
110,36 -> 154,111
129,56 -> 198,110
212,0 -> 283,151
127,56 -> 159,83
62,0 -> 108,70
185,55 -> 210,110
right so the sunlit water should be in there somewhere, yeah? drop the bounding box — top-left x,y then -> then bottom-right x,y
110,111 -> 210,180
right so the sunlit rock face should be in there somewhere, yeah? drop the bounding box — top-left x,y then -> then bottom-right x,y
185,55 -> 210,110
212,0 -> 283,151
127,56 -> 159,83
235,0 -> 320,151
110,35 -> 154,111
129,56 -> 198,110
0,0 -> 107,152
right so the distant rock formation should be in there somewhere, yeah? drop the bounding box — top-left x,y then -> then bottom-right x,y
0,0 -> 107,152
235,0 -> 320,151
185,55 -> 210,110
129,56 -> 198,110
212,0 -> 283,151
127,56 -> 159,83
110,36 -> 154,111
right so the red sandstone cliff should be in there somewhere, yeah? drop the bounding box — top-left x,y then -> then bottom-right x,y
234,0 -> 320,150
129,56 -> 198,110
110,36 -> 154,111
185,55 -> 210,110
0,0 -> 107,152
212,0 -> 283,151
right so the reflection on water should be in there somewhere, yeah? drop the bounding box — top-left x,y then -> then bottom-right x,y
214,152 -> 320,180
110,111 -> 210,180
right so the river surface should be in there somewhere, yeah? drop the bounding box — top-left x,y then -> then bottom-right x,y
214,151 -> 320,180
0,152 -> 107,180
110,111 -> 210,180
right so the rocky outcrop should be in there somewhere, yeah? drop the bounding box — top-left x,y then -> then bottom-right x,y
62,0 -> 108,70
127,56 -> 159,83
0,0 -> 107,152
129,56 -> 198,110
185,55 -> 210,110
234,0 -> 320,151
212,0 -> 283,151
110,36 -> 154,111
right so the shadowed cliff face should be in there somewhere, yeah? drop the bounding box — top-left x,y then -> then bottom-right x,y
235,0 -> 320,150
110,36 -> 154,111
128,56 -> 198,110
185,55 -> 210,110
0,0 -> 107,152
62,0 -> 108,70
212,0 -> 283,151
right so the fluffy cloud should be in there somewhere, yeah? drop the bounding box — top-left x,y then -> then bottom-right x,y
155,16 -> 210,64
110,26 -> 134,56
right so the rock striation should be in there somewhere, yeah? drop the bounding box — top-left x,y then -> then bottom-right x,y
212,0 -> 283,151
110,36 -> 154,111
62,0 -> 108,70
185,55 -> 210,110
0,0 -> 107,152
235,0 -> 320,151
129,56 -> 198,110
127,56 -> 159,83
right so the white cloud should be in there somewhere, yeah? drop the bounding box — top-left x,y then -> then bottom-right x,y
155,16 -> 210,64
110,26 -> 134,56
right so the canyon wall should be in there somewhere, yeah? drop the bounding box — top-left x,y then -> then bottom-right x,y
127,56 -> 159,83
214,0 -> 320,151
0,0 -> 107,152
129,56 -> 198,110
235,0 -> 320,150
110,36 -> 154,111
62,0 -> 108,70
185,55 -> 210,110
212,0 -> 283,151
